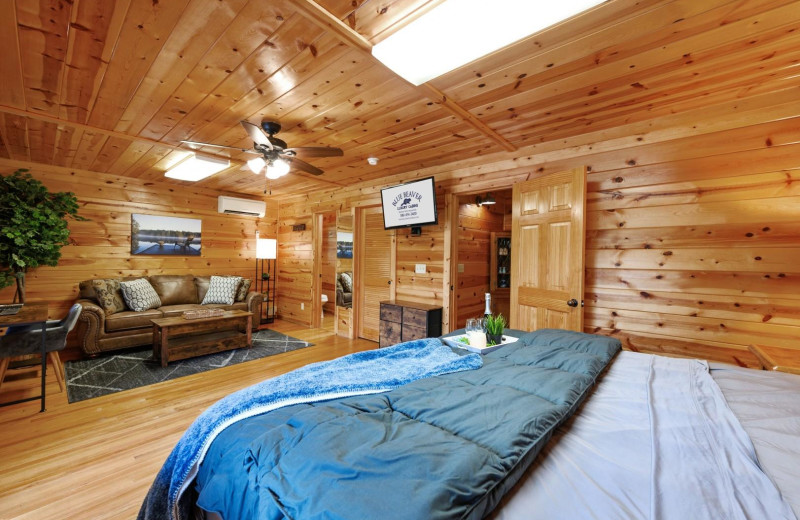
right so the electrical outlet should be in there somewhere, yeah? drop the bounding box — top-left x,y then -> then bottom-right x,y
301,302 -> 305,310
415,263 -> 426,274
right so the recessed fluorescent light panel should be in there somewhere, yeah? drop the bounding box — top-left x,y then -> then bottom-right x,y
164,153 -> 230,181
372,0 -> 603,86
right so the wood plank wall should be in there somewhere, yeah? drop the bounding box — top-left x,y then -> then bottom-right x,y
455,198 -> 504,328
0,158 -> 277,356
277,96 -> 800,367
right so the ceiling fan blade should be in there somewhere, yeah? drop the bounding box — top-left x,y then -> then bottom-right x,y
287,156 -> 324,176
180,140 -> 259,154
284,146 -> 344,158
240,121 -> 273,148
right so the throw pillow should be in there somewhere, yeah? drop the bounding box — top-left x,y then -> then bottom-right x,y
340,272 -> 353,293
235,278 -> 252,302
202,275 -> 241,305
91,279 -> 127,315
119,278 -> 162,312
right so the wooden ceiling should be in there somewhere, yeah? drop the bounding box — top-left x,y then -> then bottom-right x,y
1,0 -> 799,198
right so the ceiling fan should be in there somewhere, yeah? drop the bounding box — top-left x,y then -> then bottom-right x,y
181,120 -> 343,179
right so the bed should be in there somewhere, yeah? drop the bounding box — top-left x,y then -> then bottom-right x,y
138,329 -> 799,520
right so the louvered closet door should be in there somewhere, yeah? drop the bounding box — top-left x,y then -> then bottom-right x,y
357,206 -> 396,342
510,167 -> 587,332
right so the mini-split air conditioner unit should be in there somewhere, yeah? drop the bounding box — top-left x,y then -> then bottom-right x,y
217,196 -> 266,217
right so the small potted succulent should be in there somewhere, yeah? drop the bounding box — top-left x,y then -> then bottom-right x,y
485,313 -> 507,346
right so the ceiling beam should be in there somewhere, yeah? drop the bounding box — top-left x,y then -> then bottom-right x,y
289,0 -> 517,153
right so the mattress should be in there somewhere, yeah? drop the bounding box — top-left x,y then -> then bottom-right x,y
493,352 -> 799,520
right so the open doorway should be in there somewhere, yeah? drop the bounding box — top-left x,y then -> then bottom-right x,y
450,189 -> 512,329
313,211 -> 337,330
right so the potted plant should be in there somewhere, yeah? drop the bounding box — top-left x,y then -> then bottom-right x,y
0,169 -> 85,304
485,313 -> 507,346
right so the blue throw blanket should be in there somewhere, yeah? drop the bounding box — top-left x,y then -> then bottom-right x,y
137,338 -> 483,520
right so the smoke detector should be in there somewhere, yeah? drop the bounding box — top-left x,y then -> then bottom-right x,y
367,157 -> 379,165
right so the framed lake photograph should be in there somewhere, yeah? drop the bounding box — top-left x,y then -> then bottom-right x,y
336,231 -> 353,259
131,214 -> 201,256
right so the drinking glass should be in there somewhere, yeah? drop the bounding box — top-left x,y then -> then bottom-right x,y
465,318 -> 486,348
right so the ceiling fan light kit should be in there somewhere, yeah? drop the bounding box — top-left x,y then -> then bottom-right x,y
165,153 -> 230,181
180,120 -> 343,180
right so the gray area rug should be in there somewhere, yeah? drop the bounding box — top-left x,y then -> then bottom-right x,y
64,330 -> 313,403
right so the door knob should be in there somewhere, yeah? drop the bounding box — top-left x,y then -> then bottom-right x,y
567,299 -> 578,308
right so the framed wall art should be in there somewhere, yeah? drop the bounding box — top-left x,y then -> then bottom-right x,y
131,214 -> 202,256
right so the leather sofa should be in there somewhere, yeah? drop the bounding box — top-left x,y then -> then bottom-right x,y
336,271 -> 352,308
75,274 -> 262,356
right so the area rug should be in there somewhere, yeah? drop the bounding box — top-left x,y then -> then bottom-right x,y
64,330 -> 313,403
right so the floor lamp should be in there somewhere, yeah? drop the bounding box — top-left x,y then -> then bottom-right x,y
256,234 -> 277,324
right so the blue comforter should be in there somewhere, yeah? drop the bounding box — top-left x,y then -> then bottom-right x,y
191,329 -> 619,519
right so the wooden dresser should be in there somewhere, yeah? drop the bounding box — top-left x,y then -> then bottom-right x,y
379,300 -> 443,347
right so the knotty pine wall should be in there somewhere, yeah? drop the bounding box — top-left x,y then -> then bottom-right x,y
278,97 -> 800,367
0,158 -> 277,357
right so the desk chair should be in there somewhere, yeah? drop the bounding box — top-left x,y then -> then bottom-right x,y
0,303 -> 82,393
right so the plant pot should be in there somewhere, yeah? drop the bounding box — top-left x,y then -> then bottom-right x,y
486,333 -> 503,345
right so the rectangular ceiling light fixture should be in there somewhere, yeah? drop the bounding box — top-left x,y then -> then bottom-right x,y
165,153 -> 230,181
372,0 -> 604,86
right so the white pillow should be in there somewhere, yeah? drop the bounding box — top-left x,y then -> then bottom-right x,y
202,276 -> 241,305
119,278 -> 162,312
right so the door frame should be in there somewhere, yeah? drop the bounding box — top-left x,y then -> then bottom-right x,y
311,210 -> 336,329
445,187 -> 514,331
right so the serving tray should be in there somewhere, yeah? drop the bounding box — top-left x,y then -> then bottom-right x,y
441,333 -> 518,354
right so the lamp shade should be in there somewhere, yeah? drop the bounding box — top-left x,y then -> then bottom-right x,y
256,238 -> 277,259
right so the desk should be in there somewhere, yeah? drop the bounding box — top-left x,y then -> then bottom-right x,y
0,302 -> 48,412
748,344 -> 800,375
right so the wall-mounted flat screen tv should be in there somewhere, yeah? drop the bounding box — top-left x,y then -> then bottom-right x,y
380,176 -> 438,231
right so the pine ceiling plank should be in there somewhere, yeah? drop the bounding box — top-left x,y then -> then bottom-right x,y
52,124 -> 83,167
115,0 -> 249,136
158,13 -> 325,145
2,113 -> 30,161
70,130 -> 109,170
137,0 -> 293,141
90,136 -> 137,173
121,144 -> 174,178
106,141 -> 155,175
0,1 -> 25,109
350,0 -> 445,43
16,0 -> 73,117
59,0 -> 129,124
489,31 -> 800,147
26,118 -> 58,164
86,0 -> 191,129
466,3 -> 800,120
438,0 -> 728,101
291,0 -> 516,152
190,38 -> 360,150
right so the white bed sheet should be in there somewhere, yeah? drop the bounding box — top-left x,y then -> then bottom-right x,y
493,352 -> 797,520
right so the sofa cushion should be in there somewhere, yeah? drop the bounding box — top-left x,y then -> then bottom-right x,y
105,308 -> 163,332
91,279 -> 127,315
120,278 -> 162,312
202,276 -> 241,305
203,302 -> 248,312
339,272 -> 353,293
194,276 -> 211,302
235,278 -> 252,302
160,304 -> 205,318
149,274 -> 199,305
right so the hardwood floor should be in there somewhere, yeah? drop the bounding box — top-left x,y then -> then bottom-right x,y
0,320 -> 376,519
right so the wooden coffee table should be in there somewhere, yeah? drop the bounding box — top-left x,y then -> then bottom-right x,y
151,310 -> 253,367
